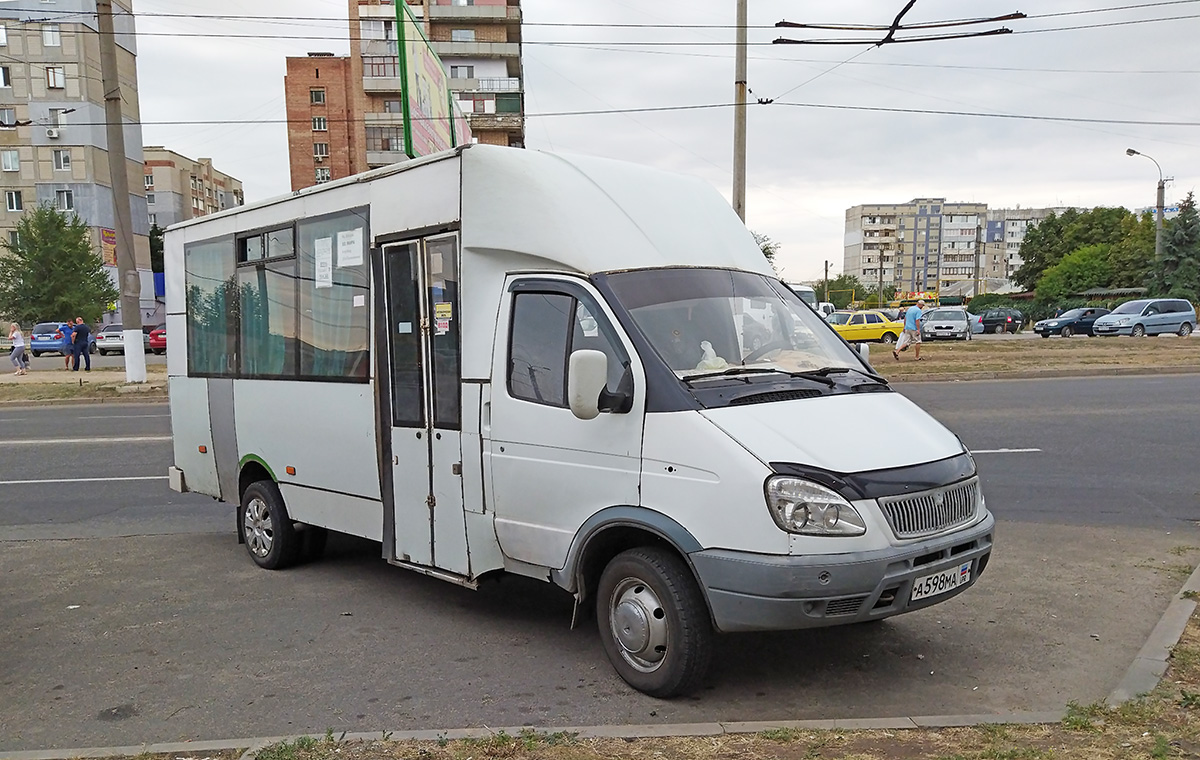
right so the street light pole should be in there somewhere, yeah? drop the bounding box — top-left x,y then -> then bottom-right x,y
732,0 -> 747,221
1126,148 -> 1167,264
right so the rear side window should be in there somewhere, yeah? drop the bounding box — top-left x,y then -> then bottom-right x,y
865,313 -> 883,324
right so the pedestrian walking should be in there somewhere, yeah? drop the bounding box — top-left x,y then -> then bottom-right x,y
893,299 -> 926,361
9,322 -> 29,375
70,317 -> 91,371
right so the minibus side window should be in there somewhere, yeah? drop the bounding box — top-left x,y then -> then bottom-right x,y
509,293 -> 573,406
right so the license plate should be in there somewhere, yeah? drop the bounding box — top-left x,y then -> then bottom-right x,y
936,330 -> 952,336
911,562 -> 972,602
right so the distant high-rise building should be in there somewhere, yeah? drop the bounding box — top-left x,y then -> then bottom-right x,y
0,1 -> 152,296
284,0 -> 524,192
143,147 -> 245,229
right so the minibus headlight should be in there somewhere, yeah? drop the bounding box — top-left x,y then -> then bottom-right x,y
765,477 -> 867,536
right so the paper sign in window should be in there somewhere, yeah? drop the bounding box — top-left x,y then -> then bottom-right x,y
434,302 -> 453,321
315,237 -> 333,289
337,228 -> 364,267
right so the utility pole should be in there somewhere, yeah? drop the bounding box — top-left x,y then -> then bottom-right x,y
732,0 -> 747,221
1126,148 -> 1169,265
972,220 -> 982,300
823,259 -> 829,302
98,0 -> 145,383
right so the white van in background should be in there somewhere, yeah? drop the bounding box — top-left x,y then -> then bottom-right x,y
167,144 -> 994,698
784,282 -> 835,319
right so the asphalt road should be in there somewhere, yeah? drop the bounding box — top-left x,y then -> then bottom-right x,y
1,376 -> 1198,750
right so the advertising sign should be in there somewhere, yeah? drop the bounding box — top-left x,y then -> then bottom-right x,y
396,3 -> 473,157
101,228 -> 117,266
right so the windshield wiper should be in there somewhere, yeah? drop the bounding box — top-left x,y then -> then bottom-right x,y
801,366 -> 889,385
684,367 -> 787,384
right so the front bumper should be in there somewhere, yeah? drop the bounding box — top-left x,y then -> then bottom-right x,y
921,329 -> 968,340
1093,324 -> 1129,336
691,512 -> 994,632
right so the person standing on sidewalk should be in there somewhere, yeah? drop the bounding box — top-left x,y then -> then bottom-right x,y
62,320 -> 75,370
893,299 -> 926,361
9,322 -> 29,375
70,317 -> 91,371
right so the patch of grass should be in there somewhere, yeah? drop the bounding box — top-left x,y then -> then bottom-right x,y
1179,690 -> 1200,709
760,727 -> 805,742
1170,545 -> 1200,556
255,736 -> 319,760
1185,590 -> 1200,601
1150,732 -> 1171,759
1062,700 -> 1105,731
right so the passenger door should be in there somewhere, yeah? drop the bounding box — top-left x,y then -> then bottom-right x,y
845,312 -> 867,341
487,277 -> 645,570
381,236 -> 469,575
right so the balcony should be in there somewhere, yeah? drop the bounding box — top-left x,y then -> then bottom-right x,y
363,77 -> 403,93
449,76 -> 521,92
428,4 -> 521,22
367,150 -> 409,168
431,41 -> 520,58
364,112 -> 406,126
361,39 -> 399,57
464,113 -> 524,132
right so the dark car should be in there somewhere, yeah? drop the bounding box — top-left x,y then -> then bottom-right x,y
28,321 -> 96,357
979,307 -> 1024,334
149,323 -> 167,354
1032,307 -> 1112,338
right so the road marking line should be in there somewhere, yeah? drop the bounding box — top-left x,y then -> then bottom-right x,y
972,448 -> 1042,454
0,435 -> 171,446
0,475 -> 168,485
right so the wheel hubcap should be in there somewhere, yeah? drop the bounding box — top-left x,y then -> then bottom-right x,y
609,578 -> 669,673
244,497 -> 273,558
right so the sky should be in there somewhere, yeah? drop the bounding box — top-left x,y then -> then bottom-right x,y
135,0 -> 1200,282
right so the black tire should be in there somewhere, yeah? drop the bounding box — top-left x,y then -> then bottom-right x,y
31,351 -> 41,358
992,325 -> 1004,334
89,343 -> 96,354
153,348 -> 165,355
98,349 -> 108,356
239,480 -> 300,570
1131,324 -> 1146,338
1040,333 -> 1049,339
881,332 -> 896,344
596,547 -> 713,698
1060,326 -> 1073,338
1179,322 -> 1193,337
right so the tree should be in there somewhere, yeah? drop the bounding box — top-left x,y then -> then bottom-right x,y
814,273 -> 861,308
752,231 -> 779,269
1034,244 -> 1114,302
1151,192 -> 1200,301
1012,207 -> 1132,291
149,223 -> 164,273
0,204 -> 119,325
1107,212 -> 1156,289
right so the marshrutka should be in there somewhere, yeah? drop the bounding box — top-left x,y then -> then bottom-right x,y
166,144 -> 994,697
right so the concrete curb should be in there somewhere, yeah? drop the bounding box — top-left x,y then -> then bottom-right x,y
0,712 -> 1069,760
1107,561 -> 1200,705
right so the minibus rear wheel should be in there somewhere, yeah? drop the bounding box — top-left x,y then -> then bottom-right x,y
596,547 -> 713,698
240,480 -> 300,570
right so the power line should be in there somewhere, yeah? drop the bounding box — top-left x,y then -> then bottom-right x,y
1013,12 -> 1200,33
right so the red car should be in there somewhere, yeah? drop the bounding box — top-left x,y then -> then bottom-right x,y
149,323 -> 167,354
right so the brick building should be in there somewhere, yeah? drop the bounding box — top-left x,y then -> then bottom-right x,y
143,147 -> 244,229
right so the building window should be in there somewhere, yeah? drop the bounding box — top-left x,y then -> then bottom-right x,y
313,142 -> 329,158
42,24 -> 61,46
0,25 -> 7,46
312,116 -> 327,131
495,93 -> 521,114
449,65 -> 474,79
53,149 -> 70,170
362,56 -> 399,78
146,192 -> 155,205
144,174 -> 153,188
315,167 -> 331,184
6,190 -> 22,212
452,0 -> 474,5
1,149 -> 16,171
383,100 -> 402,113
0,66 -> 10,88
0,107 -> 14,128
365,126 -> 403,152
55,189 -> 73,210
46,66 -> 65,89
451,29 -> 475,42
8,231 -> 18,247
310,88 -> 325,105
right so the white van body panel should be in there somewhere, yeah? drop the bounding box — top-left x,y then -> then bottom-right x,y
700,393 -> 964,474
640,411 -> 787,555
168,376 -> 219,496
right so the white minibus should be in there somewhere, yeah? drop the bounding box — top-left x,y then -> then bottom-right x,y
166,145 -> 994,697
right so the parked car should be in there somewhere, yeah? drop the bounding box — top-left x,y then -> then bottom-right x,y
28,321 -> 96,357
828,310 -> 904,344
1093,298 -> 1195,337
1032,307 -> 1112,338
921,307 -> 972,341
979,307 -> 1024,334
966,312 -> 985,335
94,323 -> 152,355
149,323 -> 167,354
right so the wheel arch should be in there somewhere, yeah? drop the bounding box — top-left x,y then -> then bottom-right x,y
552,506 -> 705,609
236,455 -> 277,544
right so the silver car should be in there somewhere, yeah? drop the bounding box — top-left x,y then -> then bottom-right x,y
94,323 -> 152,355
920,307 -> 972,341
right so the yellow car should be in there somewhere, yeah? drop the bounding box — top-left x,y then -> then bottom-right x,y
827,310 -> 904,344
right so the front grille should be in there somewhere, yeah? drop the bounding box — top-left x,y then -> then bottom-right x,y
878,477 -> 980,540
825,596 -> 867,616
728,389 -> 821,405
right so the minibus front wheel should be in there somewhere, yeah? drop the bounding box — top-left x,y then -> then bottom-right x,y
240,480 -> 300,570
596,547 -> 713,698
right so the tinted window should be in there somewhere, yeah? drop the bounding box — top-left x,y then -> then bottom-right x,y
296,208 -> 370,379
238,259 -> 298,378
33,323 -> 61,335
926,309 -> 965,321
185,237 -> 236,375
1059,309 -> 1086,319
827,313 -> 850,325
509,293 -> 573,406
865,313 -> 883,324
850,314 -> 865,325
1111,300 -> 1150,315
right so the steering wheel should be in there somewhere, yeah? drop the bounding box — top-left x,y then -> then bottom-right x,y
743,340 -> 790,363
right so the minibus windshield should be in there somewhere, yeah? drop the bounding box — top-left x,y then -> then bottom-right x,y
603,268 -> 863,378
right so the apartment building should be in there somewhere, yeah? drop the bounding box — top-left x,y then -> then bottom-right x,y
284,0 -> 524,192
844,199 -> 986,295
982,206 -> 1074,281
143,147 -> 244,229
0,1 -> 151,280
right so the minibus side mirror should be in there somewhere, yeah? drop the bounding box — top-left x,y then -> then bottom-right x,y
568,349 -> 608,420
